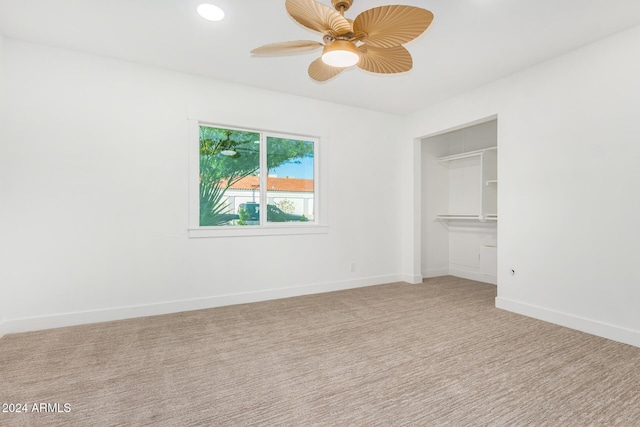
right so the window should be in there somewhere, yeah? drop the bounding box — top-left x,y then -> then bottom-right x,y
190,123 -> 325,237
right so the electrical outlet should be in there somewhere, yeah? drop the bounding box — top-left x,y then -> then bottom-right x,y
350,262 -> 357,273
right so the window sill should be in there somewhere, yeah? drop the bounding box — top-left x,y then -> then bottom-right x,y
188,224 -> 329,238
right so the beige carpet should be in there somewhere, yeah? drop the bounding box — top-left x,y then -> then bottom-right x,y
1,276 -> 639,426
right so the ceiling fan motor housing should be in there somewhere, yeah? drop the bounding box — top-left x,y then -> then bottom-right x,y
332,0 -> 353,12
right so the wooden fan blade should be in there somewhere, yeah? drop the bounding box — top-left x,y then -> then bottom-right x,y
356,45 -> 413,74
308,57 -> 345,82
286,0 -> 352,36
353,6 -> 434,48
251,40 -> 324,55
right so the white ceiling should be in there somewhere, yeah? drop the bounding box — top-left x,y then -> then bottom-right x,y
1,0 -> 640,115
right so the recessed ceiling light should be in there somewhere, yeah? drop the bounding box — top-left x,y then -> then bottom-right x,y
197,4 -> 225,22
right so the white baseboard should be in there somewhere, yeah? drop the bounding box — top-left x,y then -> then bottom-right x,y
402,274 -> 424,284
422,268 -> 449,279
422,267 -> 496,285
449,268 -> 497,285
0,274 -> 406,337
496,297 -> 640,349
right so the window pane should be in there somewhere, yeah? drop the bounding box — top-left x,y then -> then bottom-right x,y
199,126 -> 260,226
266,137 -> 314,223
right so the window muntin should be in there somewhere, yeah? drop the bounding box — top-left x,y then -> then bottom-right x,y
197,124 -> 317,229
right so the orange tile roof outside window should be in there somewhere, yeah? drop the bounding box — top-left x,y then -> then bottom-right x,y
223,176 -> 313,192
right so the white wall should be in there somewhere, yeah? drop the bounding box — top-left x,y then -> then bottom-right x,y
405,25 -> 640,347
0,40 -> 405,335
420,134 -> 450,279
5,24 -> 640,348
0,32 -> 6,336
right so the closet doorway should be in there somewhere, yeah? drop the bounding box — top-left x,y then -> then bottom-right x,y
421,119 -> 498,284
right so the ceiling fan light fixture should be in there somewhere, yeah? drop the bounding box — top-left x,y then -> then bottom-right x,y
321,40 -> 359,68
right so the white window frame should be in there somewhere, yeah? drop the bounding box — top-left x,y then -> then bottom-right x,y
188,120 -> 328,238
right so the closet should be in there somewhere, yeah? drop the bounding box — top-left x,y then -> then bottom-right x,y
421,119 -> 498,284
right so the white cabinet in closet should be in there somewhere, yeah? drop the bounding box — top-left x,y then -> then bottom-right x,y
436,147 -> 497,222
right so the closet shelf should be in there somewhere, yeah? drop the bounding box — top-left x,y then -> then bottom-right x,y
437,147 -> 497,164
436,214 -> 498,222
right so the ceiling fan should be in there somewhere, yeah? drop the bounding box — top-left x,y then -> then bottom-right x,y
250,0 -> 434,82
